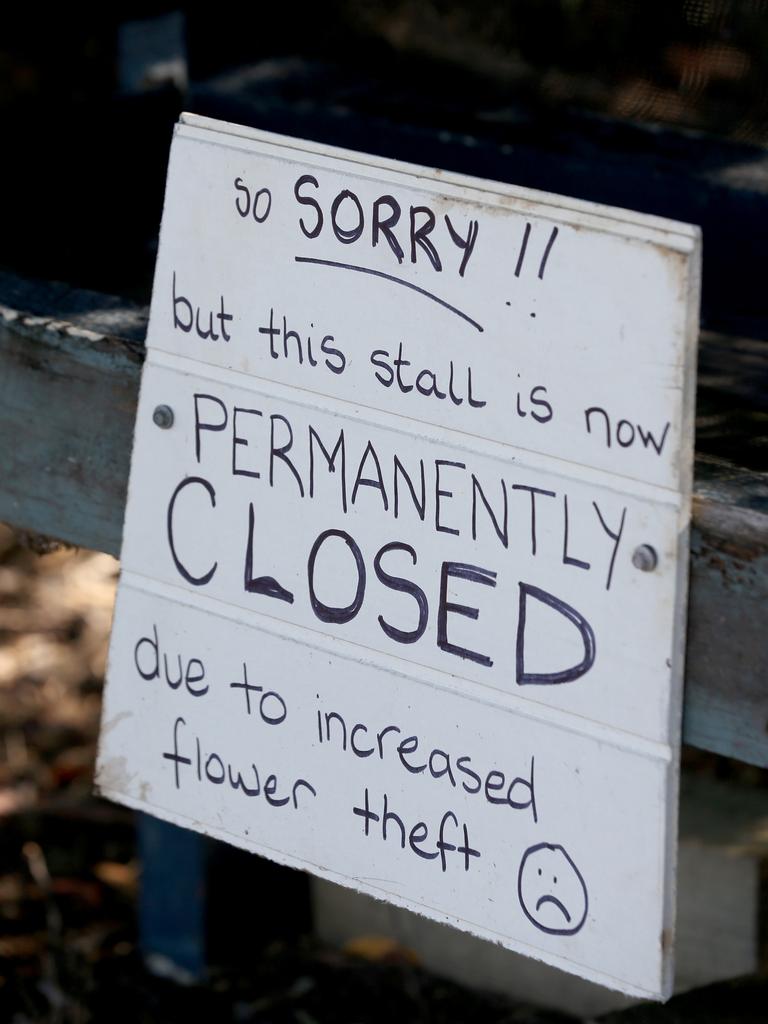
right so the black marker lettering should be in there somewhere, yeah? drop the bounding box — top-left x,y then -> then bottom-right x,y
258,307 -> 280,359
321,335 -> 346,374
331,190 -> 364,244
530,385 -> 553,423
593,501 -> 627,591
282,316 -> 304,364
394,342 -> 412,393
172,271 -> 193,333
410,822 -> 439,860
167,477 -> 218,587
351,441 -> 388,511
185,659 -> 207,697
195,306 -> 218,341
471,475 -> 508,548
562,495 -> 591,571
292,779 -> 317,808
325,711 -> 348,749
309,426 -> 347,512
435,459 -> 466,536
456,756 -> 481,794
429,749 -> 456,787
637,420 -> 670,455
512,484 -> 556,556
437,811 -> 457,871
251,188 -> 271,223
163,653 -> 183,690
444,214 -> 479,277
217,296 -> 233,342
269,414 -> 305,496
585,406 -> 611,447
163,716 -> 191,789
616,419 -> 635,448
244,504 -> 295,604
397,735 -> 426,774
264,774 -> 290,807
393,456 -> 426,522
438,562 -> 497,667
508,756 -> 537,823
410,206 -> 442,271
227,765 -> 261,797
370,349 -> 394,387
234,177 -> 250,217
134,625 -> 160,680
206,753 -> 226,785
308,529 -> 366,625
232,407 -> 262,478
416,369 -> 446,400
516,582 -> 596,685
351,724 -> 374,758
353,787 -> 379,835
295,174 -> 323,238
374,542 -> 428,645
377,724 -> 401,758
194,393 -> 228,463
372,195 -> 404,263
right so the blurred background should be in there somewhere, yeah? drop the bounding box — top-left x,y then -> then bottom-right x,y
2,3 -> 768,1021
5,1 -> 768,334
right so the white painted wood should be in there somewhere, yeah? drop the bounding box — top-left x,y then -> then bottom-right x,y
101,585 -> 673,997
97,114 -> 701,1000
152,113 -> 700,496
120,360 -> 681,747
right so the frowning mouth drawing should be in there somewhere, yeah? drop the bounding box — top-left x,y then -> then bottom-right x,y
518,842 -> 588,936
535,894 -> 572,922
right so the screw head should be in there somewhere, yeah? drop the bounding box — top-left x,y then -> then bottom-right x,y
152,404 -> 174,429
632,544 -> 658,572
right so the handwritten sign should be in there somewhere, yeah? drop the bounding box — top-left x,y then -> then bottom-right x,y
97,113 -> 701,999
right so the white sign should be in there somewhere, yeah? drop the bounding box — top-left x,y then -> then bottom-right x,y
97,113 -> 701,999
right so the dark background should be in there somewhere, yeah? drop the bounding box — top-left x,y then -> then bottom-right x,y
3,1 -> 768,334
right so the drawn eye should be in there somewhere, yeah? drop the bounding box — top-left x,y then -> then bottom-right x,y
537,868 -> 542,876
554,876 -> 558,884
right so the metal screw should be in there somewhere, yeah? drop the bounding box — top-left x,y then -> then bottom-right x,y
152,404 -> 174,429
632,544 -> 658,572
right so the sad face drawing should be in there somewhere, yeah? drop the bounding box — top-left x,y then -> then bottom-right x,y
517,842 -> 588,936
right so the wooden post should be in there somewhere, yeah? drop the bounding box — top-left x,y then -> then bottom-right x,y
138,814 -> 209,981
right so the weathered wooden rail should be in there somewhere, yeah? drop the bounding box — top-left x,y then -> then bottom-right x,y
0,269 -> 767,769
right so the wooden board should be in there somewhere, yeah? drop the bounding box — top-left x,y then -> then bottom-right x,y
94,115 -> 701,997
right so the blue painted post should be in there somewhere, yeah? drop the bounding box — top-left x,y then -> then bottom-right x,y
137,813 -> 209,982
